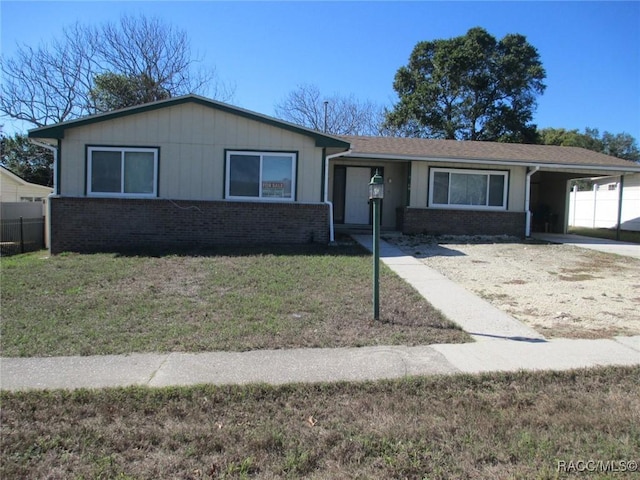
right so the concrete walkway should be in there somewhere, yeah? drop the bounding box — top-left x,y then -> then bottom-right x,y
532,232 -> 640,259
351,235 -> 545,343
1,238 -> 639,391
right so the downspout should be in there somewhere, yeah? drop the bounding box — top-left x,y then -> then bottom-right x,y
616,174 -> 624,241
29,139 -> 59,252
324,149 -> 352,244
524,166 -> 540,237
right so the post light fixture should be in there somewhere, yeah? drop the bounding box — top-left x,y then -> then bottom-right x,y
369,170 -> 384,320
369,170 -> 384,200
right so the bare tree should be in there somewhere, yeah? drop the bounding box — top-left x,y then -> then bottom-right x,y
274,84 -> 384,136
85,15 -> 233,110
1,14 -> 233,127
0,28 -> 94,126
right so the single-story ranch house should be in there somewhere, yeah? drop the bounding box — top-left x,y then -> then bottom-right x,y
28,95 -> 640,254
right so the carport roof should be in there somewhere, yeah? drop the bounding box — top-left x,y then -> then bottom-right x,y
341,135 -> 640,171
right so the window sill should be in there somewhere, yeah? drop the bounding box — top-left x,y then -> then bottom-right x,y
225,197 -> 296,203
428,204 -> 507,212
87,193 -> 157,199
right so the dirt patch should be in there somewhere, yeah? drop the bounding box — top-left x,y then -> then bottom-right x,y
386,235 -> 640,339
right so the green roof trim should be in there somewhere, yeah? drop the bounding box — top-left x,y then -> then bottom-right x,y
27,94 -> 351,149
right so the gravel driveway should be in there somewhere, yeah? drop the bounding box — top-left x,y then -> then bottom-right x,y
385,235 -> 640,339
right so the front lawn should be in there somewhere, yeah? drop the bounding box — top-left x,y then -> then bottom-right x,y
2,366 -> 638,478
0,245 -> 469,357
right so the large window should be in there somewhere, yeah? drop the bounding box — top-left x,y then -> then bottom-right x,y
429,168 -> 508,210
87,147 -> 158,197
225,151 -> 296,201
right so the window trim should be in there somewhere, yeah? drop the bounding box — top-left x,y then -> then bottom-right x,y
224,150 -> 298,202
428,167 -> 509,211
86,146 -> 159,198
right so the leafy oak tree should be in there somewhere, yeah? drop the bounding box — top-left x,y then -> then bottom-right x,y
538,127 -> 639,191
384,27 -> 546,142
537,127 -> 602,150
538,127 -> 639,162
1,134 -> 53,186
89,72 -> 171,113
600,131 -> 639,162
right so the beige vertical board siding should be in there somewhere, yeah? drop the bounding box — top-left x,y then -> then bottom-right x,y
157,108 -> 171,141
297,146 -> 318,202
61,134 -> 85,196
509,166 -> 527,211
378,161 -> 407,228
58,103 -> 323,202
200,145 -> 217,200
176,144 -> 193,199
410,161 -> 430,207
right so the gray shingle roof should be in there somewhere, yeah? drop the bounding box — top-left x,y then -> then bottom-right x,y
341,135 -> 640,170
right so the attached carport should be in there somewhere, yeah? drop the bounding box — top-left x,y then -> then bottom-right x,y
528,166 -> 638,234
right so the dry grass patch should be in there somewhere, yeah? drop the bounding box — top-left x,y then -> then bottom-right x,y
2,366 -> 639,479
0,245 -> 469,357
388,235 -> 640,339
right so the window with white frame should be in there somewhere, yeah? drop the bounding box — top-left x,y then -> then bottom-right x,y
87,147 -> 158,197
225,151 -> 296,201
429,168 -> 508,210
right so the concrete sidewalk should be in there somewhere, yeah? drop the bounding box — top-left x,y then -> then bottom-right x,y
2,338 -> 638,391
1,237 -> 639,391
532,232 -> 640,259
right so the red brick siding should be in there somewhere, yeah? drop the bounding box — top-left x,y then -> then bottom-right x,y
50,197 -> 329,254
398,207 -> 526,237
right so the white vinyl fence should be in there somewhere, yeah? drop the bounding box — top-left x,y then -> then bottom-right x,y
569,176 -> 640,232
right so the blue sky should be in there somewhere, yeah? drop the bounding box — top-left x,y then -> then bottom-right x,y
1,1 -> 639,139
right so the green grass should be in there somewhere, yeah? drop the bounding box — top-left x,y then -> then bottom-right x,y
568,226 -> 640,244
0,245 -> 469,357
2,366 -> 638,479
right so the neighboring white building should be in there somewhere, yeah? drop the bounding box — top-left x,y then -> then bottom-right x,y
0,166 -> 52,204
1,166 -> 53,250
569,173 -> 640,231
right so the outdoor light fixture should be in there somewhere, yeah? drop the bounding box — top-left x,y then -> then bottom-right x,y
369,170 -> 384,320
369,170 -> 384,200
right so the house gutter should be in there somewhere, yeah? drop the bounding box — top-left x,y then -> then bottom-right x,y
324,149 -> 352,243
524,166 -> 540,237
616,175 -> 625,241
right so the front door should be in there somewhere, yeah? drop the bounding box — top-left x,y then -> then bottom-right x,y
344,167 -> 373,224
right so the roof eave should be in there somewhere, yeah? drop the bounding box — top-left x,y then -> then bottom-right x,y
27,95 -> 351,149
344,152 -> 640,173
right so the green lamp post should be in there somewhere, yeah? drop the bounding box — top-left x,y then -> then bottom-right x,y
369,170 -> 384,320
